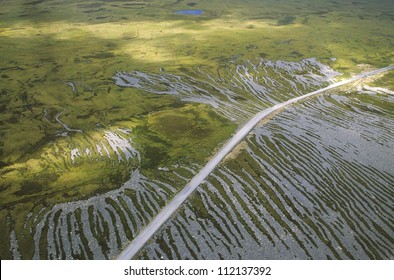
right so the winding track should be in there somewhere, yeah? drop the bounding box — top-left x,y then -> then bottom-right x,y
116,65 -> 394,260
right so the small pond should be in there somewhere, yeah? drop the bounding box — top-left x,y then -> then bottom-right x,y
174,10 -> 204,15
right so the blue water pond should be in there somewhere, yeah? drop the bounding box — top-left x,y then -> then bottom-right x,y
174,10 -> 204,15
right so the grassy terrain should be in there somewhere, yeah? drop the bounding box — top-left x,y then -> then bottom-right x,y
369,71 -> 394,90
0,0 -> 393,259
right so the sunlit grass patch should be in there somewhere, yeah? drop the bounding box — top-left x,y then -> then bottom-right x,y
135,103 -> 236,169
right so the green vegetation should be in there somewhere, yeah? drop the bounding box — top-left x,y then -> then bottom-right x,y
141,103 -> 235,168
369,71 -> 394,91
0,0 -> 393,259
